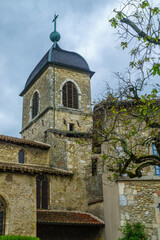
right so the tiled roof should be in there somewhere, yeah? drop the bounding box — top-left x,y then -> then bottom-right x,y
0,135 -> 50,149
37,210 -> 104,226
0,162 -> 73,176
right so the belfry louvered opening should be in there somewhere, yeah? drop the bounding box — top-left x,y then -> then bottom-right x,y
62,82 -> 78,109
32,92 -> 39,118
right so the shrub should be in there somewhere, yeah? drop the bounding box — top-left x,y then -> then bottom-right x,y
0,236 -> 40,240
118,222 -> 148,240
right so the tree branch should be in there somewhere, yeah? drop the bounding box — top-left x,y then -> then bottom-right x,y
121,17 -> 160,45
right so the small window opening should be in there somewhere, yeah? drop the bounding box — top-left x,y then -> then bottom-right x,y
152,143 -> 160,176
92,158 -> 97,176
18,150 -> 24,164
69,123 -> 74,131
158,204 -> 160,212
77,120 -> 80,127
63,119 -> 67,125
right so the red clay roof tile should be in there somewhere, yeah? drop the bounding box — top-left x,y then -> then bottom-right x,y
0,135 -> 50,149
37,210 -> 104,225
0,162 -> 73,176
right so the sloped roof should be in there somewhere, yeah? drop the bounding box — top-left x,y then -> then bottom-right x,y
37,210 -> 104,226
20,44 -> 94,96
0,135 -> 50,149
0,162 -> 73,176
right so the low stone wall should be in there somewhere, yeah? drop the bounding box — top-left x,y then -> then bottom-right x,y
118,180 -> 160,240
0,172 -> 36,236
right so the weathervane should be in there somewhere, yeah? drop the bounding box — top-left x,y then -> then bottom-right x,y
50,13 -> 61,48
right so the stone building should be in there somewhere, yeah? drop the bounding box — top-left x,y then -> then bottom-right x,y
0,16 -> 105,240
93,102 -> 160,240
1,15 -> 160,240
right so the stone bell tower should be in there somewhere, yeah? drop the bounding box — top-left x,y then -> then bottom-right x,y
20,14 -> 94,143
19,16 -> 103,211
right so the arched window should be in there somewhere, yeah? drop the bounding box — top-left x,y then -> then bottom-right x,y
62,82 -> 78,109
36,175 -> 48,209
0,196 -> 6,236
18,150 -> 24,164
32,92 -> 39,118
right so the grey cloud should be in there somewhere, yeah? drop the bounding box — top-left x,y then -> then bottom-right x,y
0,0 -> 128,137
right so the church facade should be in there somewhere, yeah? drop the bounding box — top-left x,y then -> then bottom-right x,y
0,17 -> 105,240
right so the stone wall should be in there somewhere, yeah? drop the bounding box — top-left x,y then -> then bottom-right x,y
0,141 -> 49,166
118,180 -> 160,240
21,109 -> 53,142
0,172 -> 36,236
22,68 -> 52,130
44,131 -> 103,211
55,107 -> 92,132
88,202 -> 104,221
54,66 -> 92,114
21,65 -> 92,140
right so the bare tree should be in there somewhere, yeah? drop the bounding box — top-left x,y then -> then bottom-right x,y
92,0 -> 160,179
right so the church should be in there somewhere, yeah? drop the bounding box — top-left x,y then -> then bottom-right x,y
1,14 -> 160,240
0,15 -> 105,240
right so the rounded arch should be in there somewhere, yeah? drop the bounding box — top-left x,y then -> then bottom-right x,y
61,79 -> 82,95
61,80 -> 81,109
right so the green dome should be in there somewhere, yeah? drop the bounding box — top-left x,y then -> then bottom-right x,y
50,31 -> 61,43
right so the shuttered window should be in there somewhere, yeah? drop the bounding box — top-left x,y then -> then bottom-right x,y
62,82 -> 78,109
32,92 -> 39,118
36,175 -> 48,209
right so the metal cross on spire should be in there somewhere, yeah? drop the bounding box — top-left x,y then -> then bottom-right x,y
50,13 -> 61,47
52,13 -> 59,32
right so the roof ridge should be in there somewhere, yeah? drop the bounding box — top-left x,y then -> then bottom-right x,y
0,134 -> 50,149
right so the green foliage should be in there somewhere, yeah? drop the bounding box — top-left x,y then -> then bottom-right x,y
118,222 -> 148,240
139,1 -> 150,9
0,236 -> 39,240
151,64 -> 160,76
109,0 -> 160,78
121,42 -> 128,50
109,17 -> 118,28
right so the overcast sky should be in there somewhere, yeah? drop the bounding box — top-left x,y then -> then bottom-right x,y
0,0 -> 131,137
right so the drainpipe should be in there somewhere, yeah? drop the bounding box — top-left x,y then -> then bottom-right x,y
53,62 -> 56,129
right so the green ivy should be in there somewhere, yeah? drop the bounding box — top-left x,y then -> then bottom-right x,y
118,222 -> 148,240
